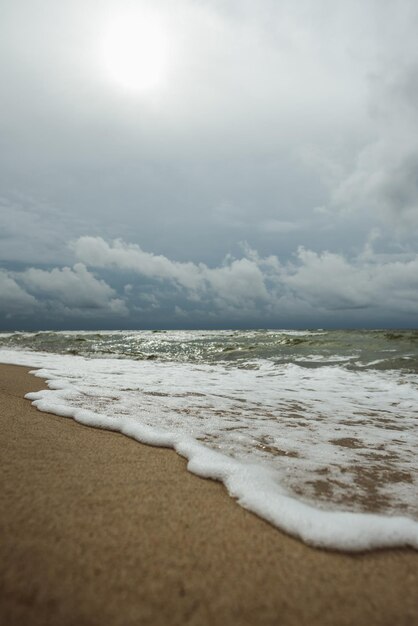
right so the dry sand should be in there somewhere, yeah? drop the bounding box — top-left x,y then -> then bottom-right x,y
0,363 -> 417,626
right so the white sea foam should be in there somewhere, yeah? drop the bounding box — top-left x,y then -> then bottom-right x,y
1,347 -> 418,552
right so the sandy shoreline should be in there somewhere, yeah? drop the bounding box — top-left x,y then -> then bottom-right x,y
0,364 -> 417,625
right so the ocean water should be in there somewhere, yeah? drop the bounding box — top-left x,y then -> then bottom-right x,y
1,328 -> 418,551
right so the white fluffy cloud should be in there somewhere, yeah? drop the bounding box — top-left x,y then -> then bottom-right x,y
0,270 -> 37,315
21,262 -> 128,316
22,262 -> 117,307
72,237 -> 268,305
0,263 -> 128,320
72,236 -> 418,322
2,234 -> 417,326
284,247 -> 418,312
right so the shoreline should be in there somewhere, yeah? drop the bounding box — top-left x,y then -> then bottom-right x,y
1,364 -> 417,625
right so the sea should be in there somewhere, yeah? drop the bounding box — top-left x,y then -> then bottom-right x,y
1,328 -> 417,552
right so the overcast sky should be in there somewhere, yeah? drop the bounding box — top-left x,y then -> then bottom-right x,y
1,0 -> 418,329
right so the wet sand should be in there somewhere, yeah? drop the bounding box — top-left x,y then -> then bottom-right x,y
0,363 -> 417,626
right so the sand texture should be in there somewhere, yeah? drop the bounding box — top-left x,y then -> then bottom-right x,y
0,363 -> 417,626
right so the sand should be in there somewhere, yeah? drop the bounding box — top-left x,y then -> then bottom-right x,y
0,363 -> 417,626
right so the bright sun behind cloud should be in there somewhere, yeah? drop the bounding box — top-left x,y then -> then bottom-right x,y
100,9 -> 169,93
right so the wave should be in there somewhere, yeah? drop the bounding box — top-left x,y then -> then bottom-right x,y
1,346 -> 418,552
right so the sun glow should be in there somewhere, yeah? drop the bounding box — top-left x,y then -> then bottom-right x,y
101,9 -> 169,93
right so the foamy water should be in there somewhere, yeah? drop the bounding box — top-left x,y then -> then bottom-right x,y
1,329 -> 418,551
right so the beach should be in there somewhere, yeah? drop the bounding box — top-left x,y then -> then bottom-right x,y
1,363 -> 417,626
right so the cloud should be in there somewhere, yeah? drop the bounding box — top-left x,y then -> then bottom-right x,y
1,1 -> 418,331
2,233 -> 418,327
258,220 -> 304,234
0,193 -> 94,265
19,262 -> 128,316
316,60 -> 418,234
284,247 -> 418,313
72,236 -> 269,305
72,235 -> 418,323
0,270 -> 37,315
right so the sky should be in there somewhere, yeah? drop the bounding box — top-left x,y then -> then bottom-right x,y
1,0 -> 418,329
